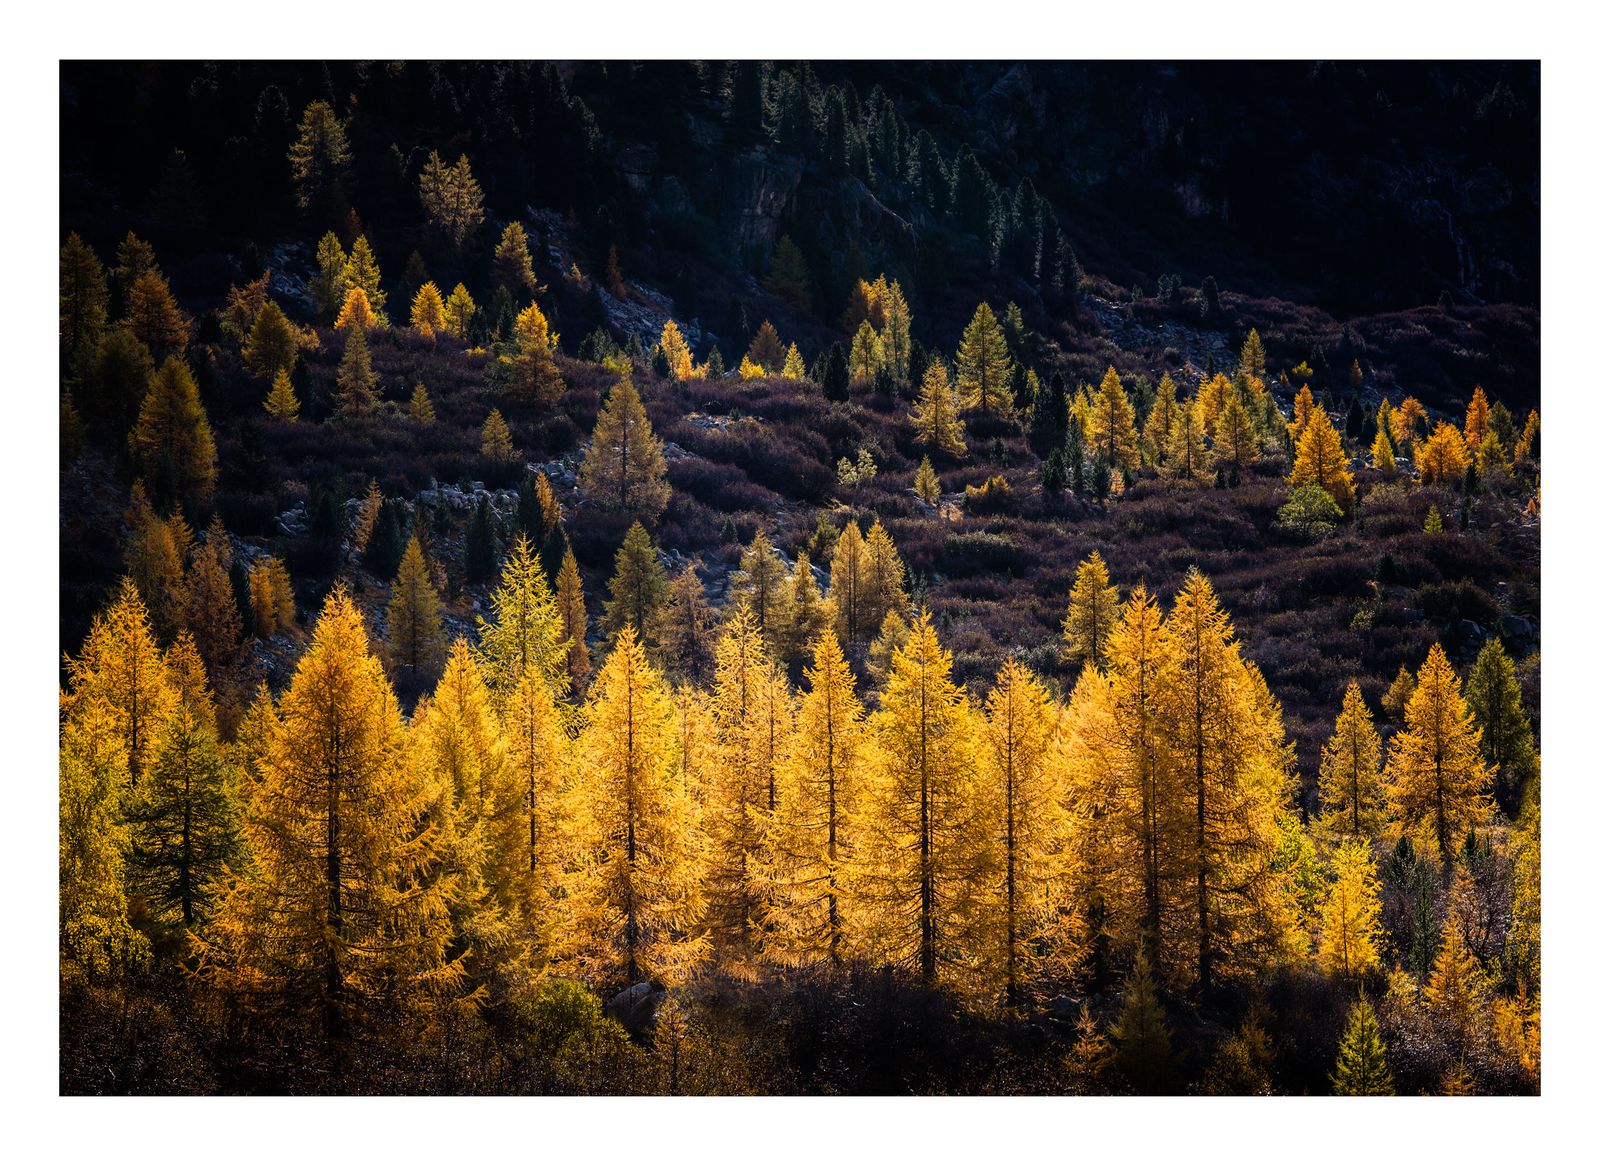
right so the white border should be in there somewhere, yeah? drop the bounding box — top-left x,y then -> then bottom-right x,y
8,4 -> 1594,1151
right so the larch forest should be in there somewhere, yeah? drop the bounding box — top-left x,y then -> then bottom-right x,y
57,59 -> 1541,1097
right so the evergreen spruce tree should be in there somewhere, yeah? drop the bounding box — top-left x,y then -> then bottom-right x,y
363,499 -> 405,580
1111,949 -> 1174,1094
465,495 -> 500,584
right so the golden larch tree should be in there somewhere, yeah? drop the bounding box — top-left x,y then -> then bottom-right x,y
125,632 -> 238,929
579,369 -> 671,522
337,235 -> 386,322
1215,390 -> 1259,471
1238,328 -> 1267,384
443,283 -> 476,339
701,608 -> 792,971
911,361 -> 968,457
491,220 -> 539,296
658,319 -> 696,380
181,524 -> 242,672
1061,550 -> 1121,669
1088,366 -> 1140,473
499,661 -> 572,937
410,640 -> 531,1000
199,587 -> 463,1032
65,578 -> 177,787
243,299 -> 299,381
1315,839 -> 1384,981
852,614 -> 993,988
1289,404 -> 1356,514
1288,384 -> 1316,443
335,323 -> 378,417
481,408 -> 516,463
1389,396 -> 1428,450
1144,372 -> 1180,461
419,153 -> 486,253
333,284 -> 377,331
1416,422 -> 1471,486
955,301 -> 1014,415
555,546 -> 591,690
860,522 -> 911,642
264,368 -> 300,421
779,551 -> 832,671
409,382 -> 436,424
981,659 -> 1080,1005
914,456 -> 941,505
1319,681 -> 1387,842
126,269 -> 190,362
828,520 -> 868,650
1164,570 -> 1304,992
248,556 -> 297,638
729,528 -> 790,643
410,281 -> 447,338
562,627 -> 706,987
60,232 -> 110,367
1060,586 -> 1185,975
506,302 -> 564,405
848,319 -> 885,385
1371,427 -> 1397,474
384,535 -> 446,685
1463,386 -> 1491,453
131,356 -> 218,505
476,532 -> 570,702
746,320 -> 784,372
762,629 -> 865,965
1387,643 -> 1492,872
1162,398 -> 1210,482
60,691 -> 149,983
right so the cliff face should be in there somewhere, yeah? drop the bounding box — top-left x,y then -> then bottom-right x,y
725,149 -> 805,257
